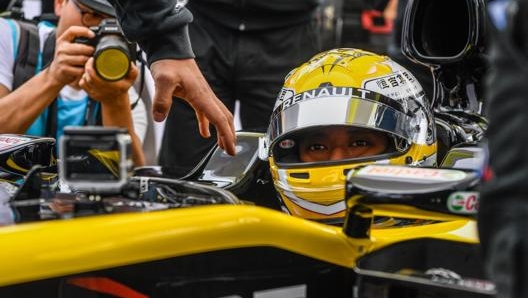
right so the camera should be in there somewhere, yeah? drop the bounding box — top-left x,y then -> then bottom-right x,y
59,126 -> 133,194
74,19 -> 137,81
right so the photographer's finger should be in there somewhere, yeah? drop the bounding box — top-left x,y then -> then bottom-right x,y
58,26 -> 95,44
126,63 -> 139,81
48,61 -> 84,86
78,72 -> 88,89
83,57 -> 97,78
60,41 -> 94,58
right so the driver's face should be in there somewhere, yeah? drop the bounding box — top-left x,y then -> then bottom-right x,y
299,127 -> 389,162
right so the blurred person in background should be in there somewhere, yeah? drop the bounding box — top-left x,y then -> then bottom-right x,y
479,0 -> 528,297
157,0 -> 322,176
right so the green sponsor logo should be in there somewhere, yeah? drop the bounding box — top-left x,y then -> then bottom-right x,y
447,192 -> 479,214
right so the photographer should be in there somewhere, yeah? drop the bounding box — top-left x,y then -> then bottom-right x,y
0,0 -> 147,166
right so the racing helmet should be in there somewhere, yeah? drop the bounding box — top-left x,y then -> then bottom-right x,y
267,48 -> 437,223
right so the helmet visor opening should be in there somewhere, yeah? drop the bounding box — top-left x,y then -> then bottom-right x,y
272,125 -> 409,165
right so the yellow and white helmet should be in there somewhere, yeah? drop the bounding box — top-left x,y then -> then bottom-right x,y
266,48 -> 437,224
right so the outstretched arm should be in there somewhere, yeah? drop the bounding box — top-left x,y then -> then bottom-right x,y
105,0 -> 237,156
149,59 -> 236,156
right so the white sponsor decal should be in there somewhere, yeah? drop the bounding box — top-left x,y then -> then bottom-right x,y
363,64 -> 423,101
355,165 -> 467,182
273,87 -> 377,114
0,136 -> 32,151
275,87 -> 295,108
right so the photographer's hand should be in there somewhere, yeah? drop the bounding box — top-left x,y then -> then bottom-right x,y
80,58 -> 146,166
149,59 -> 237,156
47,26 -> 95,87
79,59 -> 136,102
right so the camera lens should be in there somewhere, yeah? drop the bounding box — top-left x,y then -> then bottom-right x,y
93,35 -> 131,81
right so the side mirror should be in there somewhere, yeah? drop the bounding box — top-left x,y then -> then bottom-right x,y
401,0 -> 487,112
402,0 -> 486,65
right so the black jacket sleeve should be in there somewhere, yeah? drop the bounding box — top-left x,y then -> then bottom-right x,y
106,0 -> 195,65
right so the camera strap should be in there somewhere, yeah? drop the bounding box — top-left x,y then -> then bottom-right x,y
130,55 -> 146,110
46,99 -> 101,139
41,30 -> 55,69
41,31 -> 58,139
84,100 -> 101,126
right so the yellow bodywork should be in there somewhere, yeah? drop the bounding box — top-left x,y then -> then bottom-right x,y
0,202 -> 477,287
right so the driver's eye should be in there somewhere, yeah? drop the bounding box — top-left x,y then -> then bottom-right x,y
350,140 -> 368,147
308,144 -> 327,152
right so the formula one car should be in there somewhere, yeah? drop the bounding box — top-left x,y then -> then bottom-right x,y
0,125 -> 494,298
0,0 -> 492,296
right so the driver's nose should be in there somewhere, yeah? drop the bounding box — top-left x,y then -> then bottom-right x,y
329,147 -> 347,161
